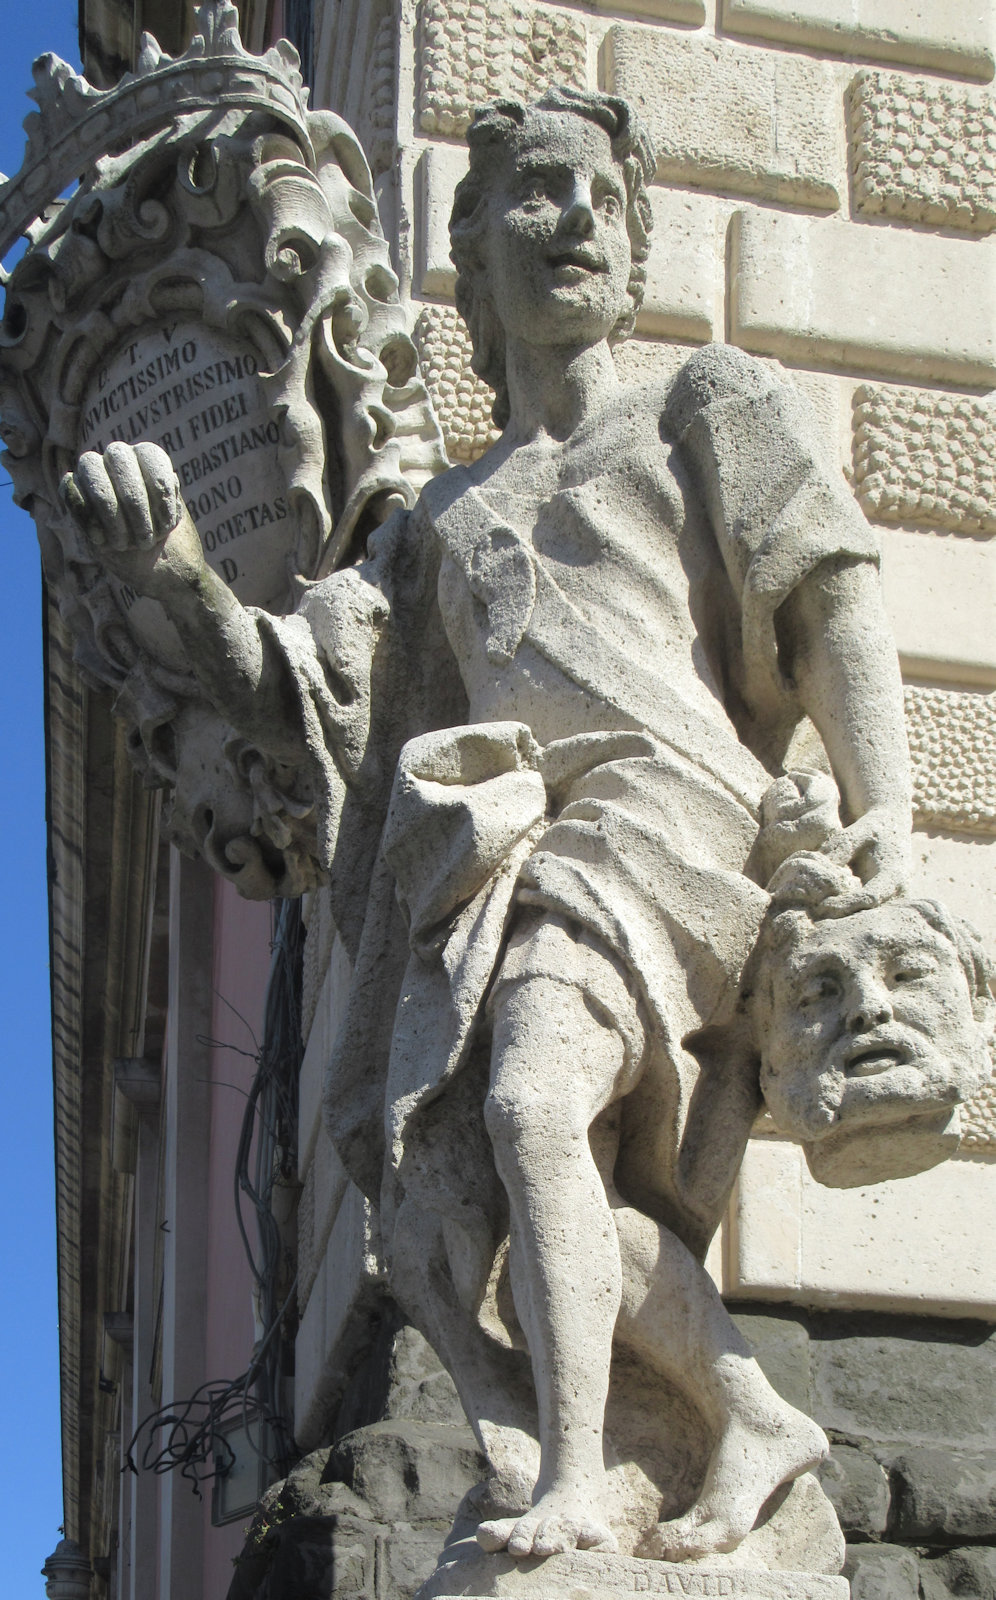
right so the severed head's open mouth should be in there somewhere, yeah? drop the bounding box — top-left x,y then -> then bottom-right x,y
547,247 -> 607,274
844,1040 -> 909,1077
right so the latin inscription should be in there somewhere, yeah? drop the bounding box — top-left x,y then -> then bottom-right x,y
78,321 -> 296,610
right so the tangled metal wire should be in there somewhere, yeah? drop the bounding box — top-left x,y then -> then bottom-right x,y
124,897 -> 305,1497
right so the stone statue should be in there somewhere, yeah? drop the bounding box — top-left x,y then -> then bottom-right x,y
56,81 -> 993,1588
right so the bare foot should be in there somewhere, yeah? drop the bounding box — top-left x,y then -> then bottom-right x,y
638,1402 -> 828,1561
478,1491 -> 618,1558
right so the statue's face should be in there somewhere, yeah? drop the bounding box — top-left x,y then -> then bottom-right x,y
480,111 -> 634,348
760,904 -> 986,1141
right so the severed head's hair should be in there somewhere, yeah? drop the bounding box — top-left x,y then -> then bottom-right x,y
449,87 -> 655,430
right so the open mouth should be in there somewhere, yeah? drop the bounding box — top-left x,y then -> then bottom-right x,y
547,250 -> 606,274
845,1044 -> 907,1077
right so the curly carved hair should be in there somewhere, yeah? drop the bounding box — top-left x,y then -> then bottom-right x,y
449,87 -> 656,430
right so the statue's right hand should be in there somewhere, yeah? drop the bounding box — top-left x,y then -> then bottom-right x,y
60,441 -> 191,584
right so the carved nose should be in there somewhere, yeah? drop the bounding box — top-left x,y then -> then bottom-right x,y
562,185 -> 595,237
846,983 -> 893,1033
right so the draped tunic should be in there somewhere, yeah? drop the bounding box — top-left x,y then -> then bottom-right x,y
262,343 -> 879,1258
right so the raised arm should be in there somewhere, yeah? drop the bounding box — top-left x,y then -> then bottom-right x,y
62,441 -> 307,765
775,555 -> 912,915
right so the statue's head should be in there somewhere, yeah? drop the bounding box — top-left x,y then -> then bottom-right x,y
449,87 -> 655,428
744,896 -> 995,1184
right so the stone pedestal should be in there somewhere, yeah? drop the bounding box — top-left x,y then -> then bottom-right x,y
417,1543 -> 850,1600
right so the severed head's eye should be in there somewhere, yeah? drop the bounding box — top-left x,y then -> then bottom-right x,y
795,971 -> 842,1009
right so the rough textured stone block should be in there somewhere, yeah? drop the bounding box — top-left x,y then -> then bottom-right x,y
413,305 -> 499,466
603,27 -> 841,207
880,528 -> 996,681
811,1324 -> 996,1448
722,0 -> 995,81
905,685 -> 996,834
853,385 -> 996,535
921,1546 -> 996,1600
843,1544 -> 920,1600
731,211 -> 996,384
890,1446 -> 996,1543
849,71 -> 996,233
731,1137 -> 996,1317
418,0 -> 587,139
818,1446 -> 890,1539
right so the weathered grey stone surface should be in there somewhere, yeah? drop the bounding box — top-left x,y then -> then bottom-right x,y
843,1543 -> 920,1600
920,1545 -> 996,1600
816,1448 -> 889,1542
889,1445 -> 996,1543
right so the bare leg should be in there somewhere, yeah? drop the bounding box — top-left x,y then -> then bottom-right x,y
613,1206 -> 828,1559
478,976 -> 627,1558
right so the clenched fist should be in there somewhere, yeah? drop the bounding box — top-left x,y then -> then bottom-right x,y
60,440 -> 205,593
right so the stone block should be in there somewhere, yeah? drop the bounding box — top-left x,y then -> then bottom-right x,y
420,1541 -> 850,1598
853,385 -> 996,535
905,685 -> 996,835
418,0 -> 587,140
329,1420 -> 484,1525
818,1446 -> 890,1539
641,189 -> 718,340
413,305 -> 499,466
849,71 -> 996,234
843,1544 -> 920,1600
730,1310 -> 813,1415
593,0 -> 705,18
811,1325 -> 996,1449
730,210 -> 996,385
722,0 -> 995,81
880,528 -> 996,682
729,1137 -> 996,1318
920,1546 -> 996,1600
419,143 -> 466,298
890,1446 -> 996,1542
603,27 -> 841,208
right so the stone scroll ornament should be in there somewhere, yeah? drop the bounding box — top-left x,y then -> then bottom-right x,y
0,0 -> 445,894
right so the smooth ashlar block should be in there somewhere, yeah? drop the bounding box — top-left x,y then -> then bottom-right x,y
853,384 -> 996,534
603,27 -> 841,209
730,1139 -> 996,1317
730,210 -> 996,384
722,0 -> 996,82
880,527 -> 996,682
418,0 -> 587,139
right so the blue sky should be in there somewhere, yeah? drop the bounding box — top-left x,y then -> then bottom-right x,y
1,3 -> 82,1590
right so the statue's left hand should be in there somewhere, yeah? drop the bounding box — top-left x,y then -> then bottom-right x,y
766,804 -> 911,917
59,441 -> 205,596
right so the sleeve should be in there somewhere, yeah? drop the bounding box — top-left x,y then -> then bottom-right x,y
664,344 -> 880,723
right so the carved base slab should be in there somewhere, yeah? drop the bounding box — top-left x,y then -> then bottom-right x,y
417,1544 -> 850,1600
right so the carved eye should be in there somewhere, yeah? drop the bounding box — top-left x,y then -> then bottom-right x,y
890,960 -> 935,985
600,193 -> 623,220
798,974 -> 841,1008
